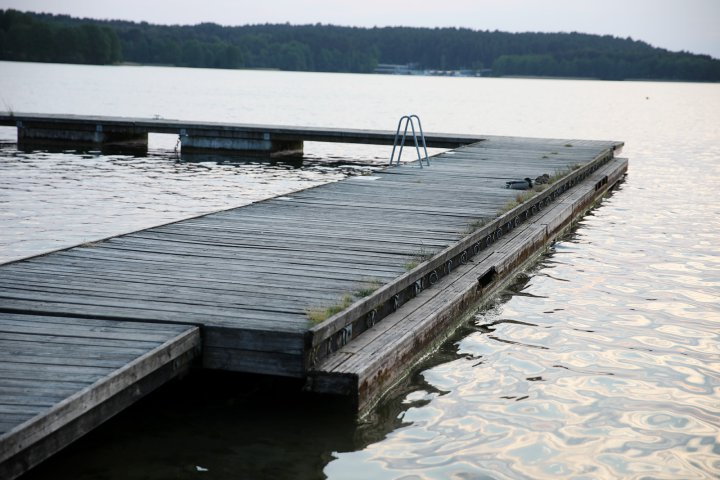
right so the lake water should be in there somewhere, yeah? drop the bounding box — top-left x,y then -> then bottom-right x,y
1,61 -> 719,479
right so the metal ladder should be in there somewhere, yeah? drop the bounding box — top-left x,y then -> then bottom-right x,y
389,115 -> 430,167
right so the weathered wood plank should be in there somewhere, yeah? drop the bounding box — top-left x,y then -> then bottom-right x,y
0,316 -> 201,479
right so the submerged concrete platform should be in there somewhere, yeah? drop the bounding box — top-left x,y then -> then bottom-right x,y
0,127 -> 625,476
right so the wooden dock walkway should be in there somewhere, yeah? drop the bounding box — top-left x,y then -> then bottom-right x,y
0,127 -> 626,477
0,314 -> 199,478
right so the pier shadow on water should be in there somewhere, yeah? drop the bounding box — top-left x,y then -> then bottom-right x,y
21,370 -> 357,480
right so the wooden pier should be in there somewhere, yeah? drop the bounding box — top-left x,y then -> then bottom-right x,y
0,117 -> 626,477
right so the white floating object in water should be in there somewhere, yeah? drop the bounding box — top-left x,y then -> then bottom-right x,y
196,466 -> 209,472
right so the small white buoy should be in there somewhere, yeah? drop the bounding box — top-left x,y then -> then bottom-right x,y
196,466 -> 209,472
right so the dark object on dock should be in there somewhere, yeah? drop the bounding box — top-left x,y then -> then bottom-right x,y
535,173 -> 551,185
506,177 -> 533,190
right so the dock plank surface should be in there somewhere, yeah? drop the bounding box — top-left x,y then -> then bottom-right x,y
0,314 -> 200,479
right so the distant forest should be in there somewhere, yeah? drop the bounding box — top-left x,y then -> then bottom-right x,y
1,9 -> 719,82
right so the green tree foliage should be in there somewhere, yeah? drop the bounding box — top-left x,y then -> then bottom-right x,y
1,9 -> 718,81
0,10 -> 120,64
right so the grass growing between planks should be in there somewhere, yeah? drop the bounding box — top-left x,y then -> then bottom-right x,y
79,241 -> 103,248
354,278 -> 384,297
306,294 -> 355,325
404,245 -> 434,271
462,218 -> 489,235
306,278 -> 384,325
499,163 -> 583,214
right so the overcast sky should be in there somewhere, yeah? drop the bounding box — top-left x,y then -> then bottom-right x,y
2,0 -> 718,58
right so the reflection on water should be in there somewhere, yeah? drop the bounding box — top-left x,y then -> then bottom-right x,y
3,62 -> 720,479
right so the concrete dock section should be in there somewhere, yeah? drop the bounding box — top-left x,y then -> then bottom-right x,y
0,112 -> 483,154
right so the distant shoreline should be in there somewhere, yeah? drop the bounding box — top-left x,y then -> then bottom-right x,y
2,59 -> 718,85
2,9 -> 719,83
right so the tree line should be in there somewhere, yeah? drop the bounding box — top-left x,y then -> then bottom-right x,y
1,9 -> 718,82
0,9 -> 121,64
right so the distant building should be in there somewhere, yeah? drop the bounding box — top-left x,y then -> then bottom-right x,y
374,63 -> 491,77
374,64 -> 414,75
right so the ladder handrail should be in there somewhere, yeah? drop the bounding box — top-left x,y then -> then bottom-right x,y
396,115 -> 412,165
388,116 -> 406,165
409,114 -> 430,164
389,115 -> 430,167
